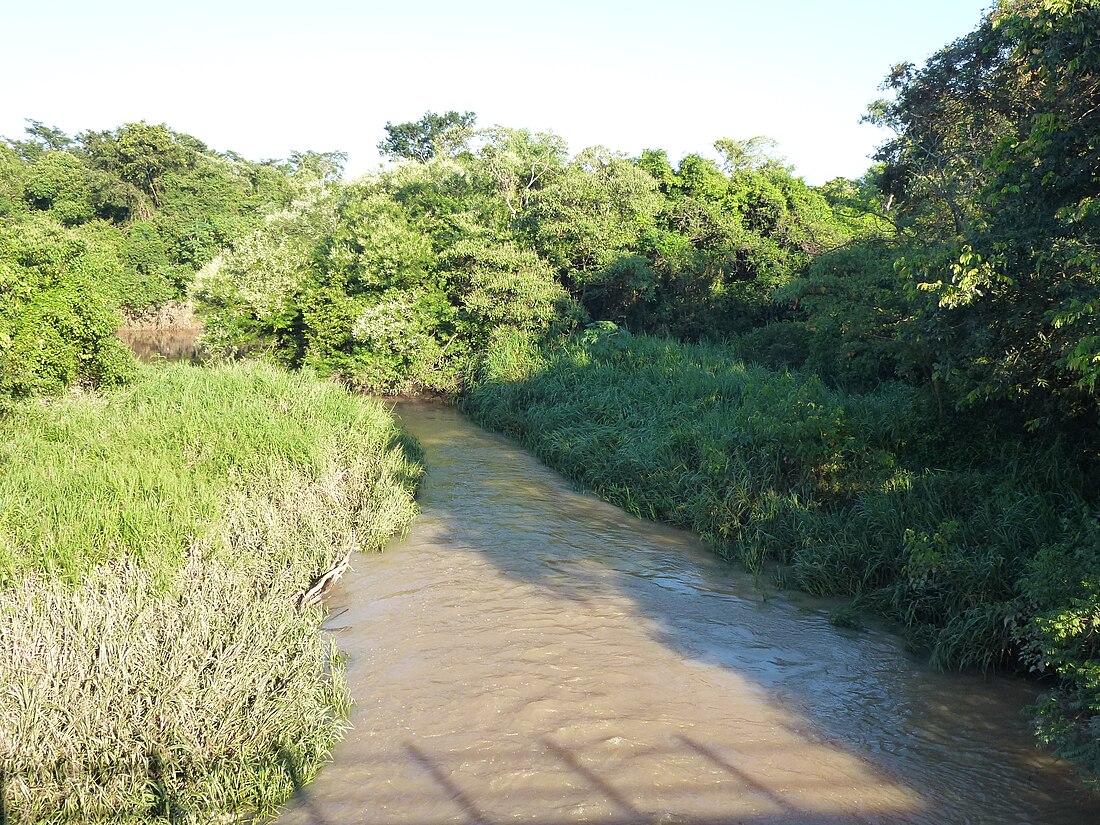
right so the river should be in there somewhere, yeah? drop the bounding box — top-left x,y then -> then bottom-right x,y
275,400 -> 1098,825
115,326 -> 203,363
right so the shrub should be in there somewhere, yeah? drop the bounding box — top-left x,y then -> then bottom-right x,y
0,213 -> 136,399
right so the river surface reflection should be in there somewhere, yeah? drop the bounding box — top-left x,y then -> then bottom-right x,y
116,326 -> 203,363
277,400 -> 1098,824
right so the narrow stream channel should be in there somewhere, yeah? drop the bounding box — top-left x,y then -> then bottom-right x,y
274,400 -> 1098,824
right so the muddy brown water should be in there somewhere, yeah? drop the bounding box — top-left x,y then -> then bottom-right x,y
274,400 -> 1099,825
116,326 -> 203,363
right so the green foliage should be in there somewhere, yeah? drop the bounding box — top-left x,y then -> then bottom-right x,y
443,237 -> 586,344
596,146 -> 855,339
864,15 -> 1017,238
193,192 -> 336,357
524,146 -> 662,284
872,1 -> 1100,428
0,362 -> 421,822
119,220 -> 175,306
0,212 -> 136,398
0,119 -> 309,404
82,121 -> 197,210
1020,513 -> 1100,779
0,143 -> 27,217
196,180 -> 459,393
4,119 -> 75,161
466,333 -> 908,559
23,150 -> 97,224
197,159 -> 587,394
475,126 -> 569,220
5,119 -> 303,312
758,240 -> 910,389
378,110 -> 478,163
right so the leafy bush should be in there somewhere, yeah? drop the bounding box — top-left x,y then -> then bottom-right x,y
0,213 -> 136,399
196,171 -> 586,394
1022,515 -> 1100,778
763,240 -> 909,389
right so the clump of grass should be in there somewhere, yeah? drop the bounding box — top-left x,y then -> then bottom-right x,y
1,559 -> 349,823
828,604 -> 864,630
0,362 -> 421,822
466,330 -> 912,557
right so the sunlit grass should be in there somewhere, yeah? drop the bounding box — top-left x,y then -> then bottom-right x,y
0,362 -> 421,823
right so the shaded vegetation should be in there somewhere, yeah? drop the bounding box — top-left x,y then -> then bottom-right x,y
465,331 -> 1098,685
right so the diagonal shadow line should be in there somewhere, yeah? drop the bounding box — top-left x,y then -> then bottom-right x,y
277,746 -> 334,825
405,741 -> 489,824
677,734 -> 799,815
541,738 -> 641,820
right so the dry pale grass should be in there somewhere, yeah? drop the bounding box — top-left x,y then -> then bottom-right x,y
0,363 -> 420,823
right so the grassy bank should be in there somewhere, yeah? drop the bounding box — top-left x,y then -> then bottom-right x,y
465,330 -> 1100,781
0,362 -> 421,823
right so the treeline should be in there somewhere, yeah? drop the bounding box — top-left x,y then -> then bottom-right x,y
193,118 -> 859,393
0,120 -> 339,401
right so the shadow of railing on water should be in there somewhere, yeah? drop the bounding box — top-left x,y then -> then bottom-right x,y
404,742 -> 490,824
284,735 -> 927,825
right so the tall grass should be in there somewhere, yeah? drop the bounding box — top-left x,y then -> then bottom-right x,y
465,329 -> 1100,783
0,362 -> 421,823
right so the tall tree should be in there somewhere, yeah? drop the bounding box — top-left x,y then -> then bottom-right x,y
864,13 -> 1022,238
899,0 -> 1100,422
378,110 -> 477,163
81,122 -> 196,210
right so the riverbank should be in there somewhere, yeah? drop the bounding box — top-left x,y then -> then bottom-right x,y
0,362 -> 421,823
463,330 -> 1100,784
277,399 -> 1099,825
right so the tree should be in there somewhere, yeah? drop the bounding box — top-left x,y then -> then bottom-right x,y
23,151 -> 96,224
4,120 -> 74,161
377,110 -> 477,163
899,0 -> 1100,423
286,150 -> 347,183
81,122 -> 195,209
0,143 -> 28,218
524,146 -> 661,284
714,136 -> 785,174
476,127 -> 568,218
442,237 -> 584,346
863,13 -> 1021,238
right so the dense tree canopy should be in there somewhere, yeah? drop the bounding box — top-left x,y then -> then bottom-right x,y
378,110 -> 478,163
0,120 -> 306,401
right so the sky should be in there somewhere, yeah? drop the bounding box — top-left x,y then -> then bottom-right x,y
1,0 -> 993,184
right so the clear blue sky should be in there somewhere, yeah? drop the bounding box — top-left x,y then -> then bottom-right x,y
1,0 -> 993,183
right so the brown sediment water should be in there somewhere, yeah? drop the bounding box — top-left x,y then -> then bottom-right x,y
116,326 -> 203,363
275,399 -> 1099,824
